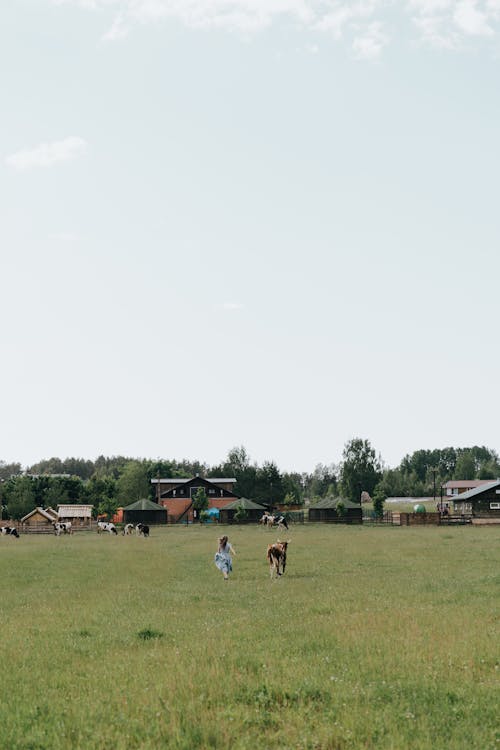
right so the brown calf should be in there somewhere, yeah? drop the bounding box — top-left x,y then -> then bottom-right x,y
266,540 -> 290,580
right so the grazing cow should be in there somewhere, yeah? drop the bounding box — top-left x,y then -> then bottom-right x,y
0,526 -> 19,539
53,521 -> 72,536
267,540 -> 290,579
135,523 -> 150,538
261,513 -> 289,531
122,523 -> 135,536
97,521 -> 117,535
274,515 -> 289,531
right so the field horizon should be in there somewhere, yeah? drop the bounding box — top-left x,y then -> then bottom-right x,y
0,524 -> 498,749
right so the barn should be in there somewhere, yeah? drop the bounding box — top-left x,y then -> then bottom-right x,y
308,497 -> 363,524
123,498 -> 167,526
218,498 -> 266,524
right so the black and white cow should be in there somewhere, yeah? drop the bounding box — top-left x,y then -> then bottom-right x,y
122,523 -> 135,536
53,522 -> 72,536
135,523 -> 150,538
260,513 -> 289,531
97,521 -> 117,535
0,526 -> 19,538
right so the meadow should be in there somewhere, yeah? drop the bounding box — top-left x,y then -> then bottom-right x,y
0,523 -> 498,750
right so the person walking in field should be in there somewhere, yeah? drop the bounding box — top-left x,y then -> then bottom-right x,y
214,535 -> 236,581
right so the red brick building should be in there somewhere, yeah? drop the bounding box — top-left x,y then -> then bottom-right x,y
151,476 -> 239,524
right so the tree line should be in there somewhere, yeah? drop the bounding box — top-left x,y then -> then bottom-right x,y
1,442 -> 499,520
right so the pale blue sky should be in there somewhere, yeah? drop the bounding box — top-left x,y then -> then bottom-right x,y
1,1 -> 500,470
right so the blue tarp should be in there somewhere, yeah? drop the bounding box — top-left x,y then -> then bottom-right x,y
203,507 -> 220,523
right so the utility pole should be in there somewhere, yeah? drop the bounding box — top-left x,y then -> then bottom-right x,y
431,468 -> 437,508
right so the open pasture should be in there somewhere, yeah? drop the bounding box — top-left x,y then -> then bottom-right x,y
0,524 -> 498,750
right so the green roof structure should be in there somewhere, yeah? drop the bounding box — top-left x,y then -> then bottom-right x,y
222,497 -> 266,510
122,498 -> 165,511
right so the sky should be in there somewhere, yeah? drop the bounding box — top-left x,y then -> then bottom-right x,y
1,0 -> 500,472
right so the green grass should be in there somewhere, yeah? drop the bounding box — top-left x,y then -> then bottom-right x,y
0,524 -> 498,749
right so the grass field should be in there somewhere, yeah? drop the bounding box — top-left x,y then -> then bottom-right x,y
0,524 -> 498,750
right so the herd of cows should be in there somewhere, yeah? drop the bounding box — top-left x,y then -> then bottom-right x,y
0,521 -> 150,537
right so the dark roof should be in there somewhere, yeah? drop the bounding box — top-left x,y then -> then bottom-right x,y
122,498 -> 165,511
449,480 -> 500,501
160,476 -> 239,499
222,498 -> 266,510
309,496 -> 360,510
151,477 -> 236,484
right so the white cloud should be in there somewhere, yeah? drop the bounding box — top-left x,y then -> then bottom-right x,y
411,11 -> 459,47
51,0 -> 500,52
454,0 -> 494,35
352,21 -> 388,59
5,137 -> 87,171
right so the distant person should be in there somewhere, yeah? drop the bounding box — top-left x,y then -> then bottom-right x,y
214,535 -> 236,581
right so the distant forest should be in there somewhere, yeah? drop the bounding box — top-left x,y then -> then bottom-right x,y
1,442 -> 499,520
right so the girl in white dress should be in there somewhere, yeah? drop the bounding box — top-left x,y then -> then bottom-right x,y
214,535 -> 236,581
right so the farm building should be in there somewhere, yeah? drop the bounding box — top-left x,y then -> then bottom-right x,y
21,506 -> 58,529
218,498 -> 266,524
308,497 -> 362,524
123,498 -> 167,525
451,480 -> 500,521
442,479 -> 497,497
153,476 -> 240,524
57,504 -> 93,527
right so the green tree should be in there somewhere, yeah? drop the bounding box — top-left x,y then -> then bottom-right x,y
2,476 -> 36,520
308,463 -> 338,498
116,461 -> 150,506
86,476 -> 117,518
192,487 -> 208,520
454,452 -> 477,480
478,462 -> 498,480
282,492 -> 297,507
233,503 -> 248,522
336,500 -> 346,519
282,473 -> 305,505
255,461 -> 284,507
0,461 -> 22,482
372,486 -> 385,518
340,438 -> 382,503
216,446 -> 257,499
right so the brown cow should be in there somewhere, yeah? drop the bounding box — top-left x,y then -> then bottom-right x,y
267,540 -> 290,580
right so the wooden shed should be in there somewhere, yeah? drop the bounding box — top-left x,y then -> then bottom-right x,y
57,504 -> 93,528
123,498 -> 167,525
21,506 -> 58,529
218,498 -> 267,524
308,497 -> 362,524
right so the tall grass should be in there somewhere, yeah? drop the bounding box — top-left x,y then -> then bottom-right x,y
0,524 -> 498,749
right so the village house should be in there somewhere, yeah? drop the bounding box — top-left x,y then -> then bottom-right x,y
451,480 -> 500,522
441,479 -> 498,497
151,477 -> 239,524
